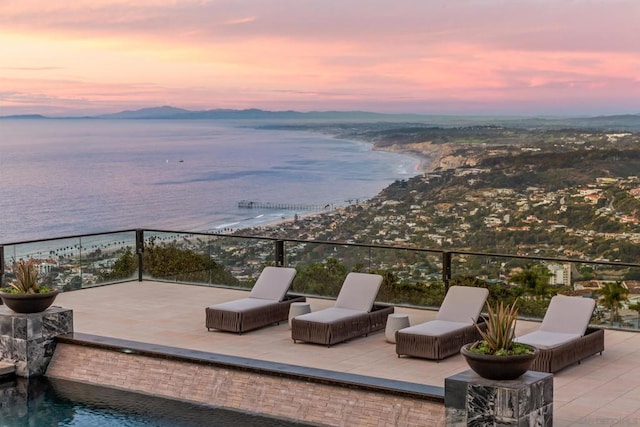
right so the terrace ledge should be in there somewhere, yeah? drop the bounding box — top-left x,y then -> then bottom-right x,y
54,332 -> 445,402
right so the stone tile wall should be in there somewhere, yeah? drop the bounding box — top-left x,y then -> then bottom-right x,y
46,343 -> 446,426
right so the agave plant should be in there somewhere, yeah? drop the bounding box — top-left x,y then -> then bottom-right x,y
9,258 -> 41,294
472,299 -> 532,356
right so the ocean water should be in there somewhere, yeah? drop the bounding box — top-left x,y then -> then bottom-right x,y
0,119 -> 420,243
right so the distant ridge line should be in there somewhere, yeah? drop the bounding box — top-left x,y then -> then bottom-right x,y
2,106 -> 640,130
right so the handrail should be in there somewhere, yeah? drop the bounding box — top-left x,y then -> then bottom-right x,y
2,227 -> 639,330
2,227 -> 639,287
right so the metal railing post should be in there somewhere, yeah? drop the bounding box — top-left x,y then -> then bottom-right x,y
442,251 -> 452,291
275,240 -> 285,266
136,229 -> 144,282
0,245 -> 4,287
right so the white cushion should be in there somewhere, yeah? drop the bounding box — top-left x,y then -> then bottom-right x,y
334,272 -> 383,312
294,307 -> 364,323
208,297 -> 276,313
398,320 -> 471,337
515,330 -> 582,350
248,266 -> 297,301
540,295 -> 595,335
436,286 -> 489,323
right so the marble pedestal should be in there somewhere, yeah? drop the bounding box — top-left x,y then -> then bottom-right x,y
0,306 -> 73,377
445,369 -> 553,426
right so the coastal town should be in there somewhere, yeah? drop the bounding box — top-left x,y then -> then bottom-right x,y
244,127 -> 640,260
3,124 -> 640,326
237,125 -> 640,324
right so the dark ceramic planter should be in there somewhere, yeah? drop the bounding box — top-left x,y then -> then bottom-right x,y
460,341 -> 538,381
0,290 -> 59,314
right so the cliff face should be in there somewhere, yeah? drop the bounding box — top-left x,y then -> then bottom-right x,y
430,145 -> 480,171
375,140 -> 480,172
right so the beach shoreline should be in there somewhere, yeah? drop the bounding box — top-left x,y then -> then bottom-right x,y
232,133 -> 453,236
371,140 -> 459,173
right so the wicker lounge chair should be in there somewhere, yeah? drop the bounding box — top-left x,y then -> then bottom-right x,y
291,272 -> 393,347
395,286 -> 489,360
515,295 -> 604,373
205,266 -> 304,334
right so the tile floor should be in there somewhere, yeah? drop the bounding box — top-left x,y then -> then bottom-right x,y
54,281 -> 640,426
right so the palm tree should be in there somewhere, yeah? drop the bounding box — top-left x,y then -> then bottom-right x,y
598,281 -> 629,326
510,264 -> 552,299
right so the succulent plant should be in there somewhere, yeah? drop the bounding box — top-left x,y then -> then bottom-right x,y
472,299 -> 533,356
8,258 -> 41,294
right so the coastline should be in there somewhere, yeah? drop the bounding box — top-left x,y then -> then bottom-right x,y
206,130 -> 438,235
194,127 -> 453,236
2,120 -> 417,243
371,140 -> 461,173
235,135 -> 449,236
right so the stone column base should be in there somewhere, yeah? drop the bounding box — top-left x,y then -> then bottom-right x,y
0,306 -> 73,377
445,369 -> 553,426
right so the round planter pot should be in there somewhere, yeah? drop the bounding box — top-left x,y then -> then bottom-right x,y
460,342 -> 538,381
0,290 -> 59,314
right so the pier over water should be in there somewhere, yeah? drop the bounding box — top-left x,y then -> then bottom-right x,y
238,200 -> 331,211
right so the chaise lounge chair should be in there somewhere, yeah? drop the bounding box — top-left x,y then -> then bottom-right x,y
205,266 -> 304,334
291,272 -> 394,347
395,286 -> 489,360
514,294 -> 604,373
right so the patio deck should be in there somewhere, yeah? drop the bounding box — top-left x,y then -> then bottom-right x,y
52,281 -> 640,426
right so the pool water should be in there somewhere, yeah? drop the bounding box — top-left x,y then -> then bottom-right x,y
0,376 -> 315,426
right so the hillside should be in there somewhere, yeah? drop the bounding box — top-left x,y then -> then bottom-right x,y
239,126 -> 640,264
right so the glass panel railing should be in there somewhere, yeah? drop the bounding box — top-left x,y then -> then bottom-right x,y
284,240 -> 445,307
2,229 -> 639,333
140,231 -> 277,289
363,245 -> 445,307
582,263 -> 639,330
450,252 -> 640,330
284,241 -> 364,298
450,254 -> 555,319
1,231 -> 138,291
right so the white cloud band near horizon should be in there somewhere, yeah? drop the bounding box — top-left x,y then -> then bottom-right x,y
1,0 -> 639,116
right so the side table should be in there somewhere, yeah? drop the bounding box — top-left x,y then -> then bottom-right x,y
385,313 -> 410,343
288,302 -> 311,328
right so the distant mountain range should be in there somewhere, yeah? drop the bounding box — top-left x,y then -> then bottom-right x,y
2,106 -> 640,130
96,106 -> 409,121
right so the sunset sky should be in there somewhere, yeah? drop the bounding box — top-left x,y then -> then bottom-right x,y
1,0 -> 639,116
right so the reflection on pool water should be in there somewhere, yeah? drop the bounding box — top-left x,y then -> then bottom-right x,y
0,376 -> 314,426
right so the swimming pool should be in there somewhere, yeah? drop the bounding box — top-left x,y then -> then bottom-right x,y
0,376 -> 315,426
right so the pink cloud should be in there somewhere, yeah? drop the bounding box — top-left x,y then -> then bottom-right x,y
0,0 -> 638,115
